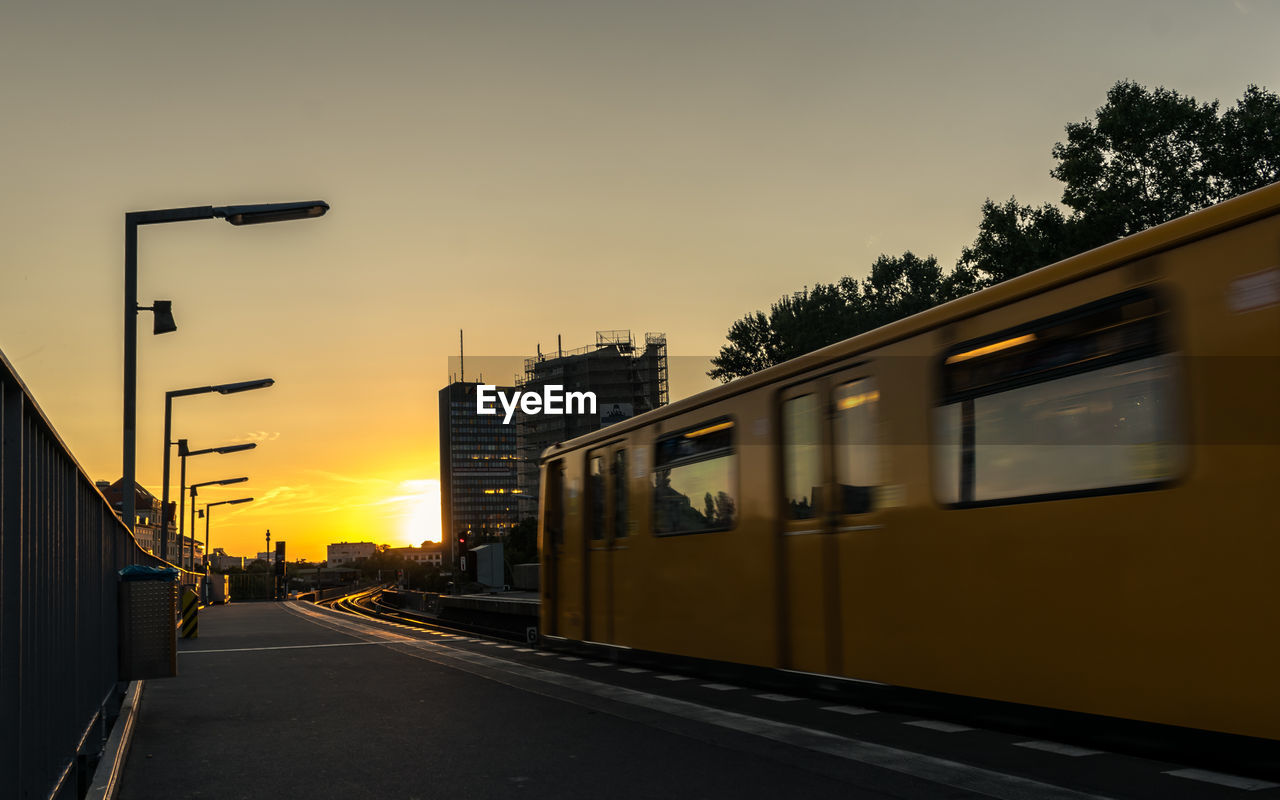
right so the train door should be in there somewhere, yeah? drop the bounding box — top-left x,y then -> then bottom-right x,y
548,458 -> 587,640
585,442 -> 629,643
585,448 -> 608,641
778,379 -> 841,675
541,459 -> 565,636
827,368 -> 884,677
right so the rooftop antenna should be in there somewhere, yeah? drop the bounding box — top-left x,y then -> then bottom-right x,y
558,334 -> 562,358
460,329 -> 464,384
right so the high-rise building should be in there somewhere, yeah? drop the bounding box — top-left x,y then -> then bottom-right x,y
515,331 -> 668,516
438,381 -> 520,566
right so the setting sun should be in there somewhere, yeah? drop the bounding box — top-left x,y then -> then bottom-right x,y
402,479 -> 442,545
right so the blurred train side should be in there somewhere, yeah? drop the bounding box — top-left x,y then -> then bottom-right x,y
537,182 -> 1280,742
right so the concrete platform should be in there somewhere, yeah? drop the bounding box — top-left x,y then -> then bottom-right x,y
115,601 -> 887,800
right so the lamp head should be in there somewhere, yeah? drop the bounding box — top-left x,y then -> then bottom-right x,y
214,443 -> 257,455
216,378 -> 274,395
151,300 -> 177,335
215,201 -> 329,226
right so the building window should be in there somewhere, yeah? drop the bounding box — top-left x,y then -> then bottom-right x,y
935,290 -> 1181,506
653,419 -> 736,535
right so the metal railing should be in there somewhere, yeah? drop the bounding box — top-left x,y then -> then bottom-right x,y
1,348 -> 198,799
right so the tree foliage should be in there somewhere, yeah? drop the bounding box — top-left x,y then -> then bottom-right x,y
710,81 -> 1280,383
709,254 -> 957,382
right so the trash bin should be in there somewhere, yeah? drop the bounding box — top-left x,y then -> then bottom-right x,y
118,565 -> 179,680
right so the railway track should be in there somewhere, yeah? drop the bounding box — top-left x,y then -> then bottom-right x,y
317,586 -> 528,643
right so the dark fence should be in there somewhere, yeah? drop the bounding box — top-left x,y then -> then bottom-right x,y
227,572 -> 275,601
1,349 -> 199,799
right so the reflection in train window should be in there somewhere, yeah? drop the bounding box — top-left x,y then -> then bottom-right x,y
588,452 -> 606,540
936,291 -> 1180,505
614,449 -> 629,538
782,394 -> 821,520
834,378 -> 880,514
653,420 -> 736,535
545,459 -> 564,546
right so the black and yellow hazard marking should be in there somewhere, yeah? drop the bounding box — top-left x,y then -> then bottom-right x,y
180,587 -> 199,639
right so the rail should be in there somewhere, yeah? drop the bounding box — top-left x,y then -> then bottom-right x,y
1,347 -> 197,800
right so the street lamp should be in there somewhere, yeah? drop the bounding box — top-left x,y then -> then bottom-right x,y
188,477 -> 248,572
159,379 -> 273,562
179,440 -> 256,563
123,200 -> 328,531
202,497 -> 254,602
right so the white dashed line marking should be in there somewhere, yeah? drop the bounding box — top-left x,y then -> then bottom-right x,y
496,645 -> 517,649
1015,741 -> 1105,757
821,705 -> 877,716
588,661 -> 612,667
559,656 -> 583,662
1163,769 -> 1280,791
656,674 -> 691,681
755,693 -> 802,702
515,648 -> 535,653
701,683 -> 740,691
620,667 -> 650,673
904,720 -> 974,733
285,602 -> 1111,800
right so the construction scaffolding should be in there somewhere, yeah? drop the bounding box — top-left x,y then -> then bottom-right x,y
515,331 -> 668,516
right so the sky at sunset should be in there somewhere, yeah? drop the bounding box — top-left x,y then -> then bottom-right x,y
2,1 -> 1276,561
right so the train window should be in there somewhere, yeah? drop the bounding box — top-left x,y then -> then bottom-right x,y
614,449 -> 629,538
782,394 -> 822,519
653,419 -> 737,535
834,378 -> 879,514
588,452 -> 606,540
936,290 -> 1180,505
545,460 -> 565,546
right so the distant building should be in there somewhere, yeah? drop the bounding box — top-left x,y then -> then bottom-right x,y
515,331 -> 668,516
326,541 -> 377,566
438,381 -> 520,567
387,541 -> 446,567
97,478 -> 181,560
207,548 -> 244,571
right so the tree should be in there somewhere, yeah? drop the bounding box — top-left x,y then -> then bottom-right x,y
503,517 -> 539,566
951,199 -> 1082,290
710,253 -> 957,382
1050,80 -> 1223,240
710,81 -> 1280,382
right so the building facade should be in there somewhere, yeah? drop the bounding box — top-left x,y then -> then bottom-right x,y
326,541 -> 377,566
97,478 -> 180,559
438,381 -> 520,567
515,331 -> 668,515
207,548 -> 245,571
387,541 -> 446,567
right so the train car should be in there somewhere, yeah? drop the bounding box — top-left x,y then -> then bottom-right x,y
537,182 -> 1280,744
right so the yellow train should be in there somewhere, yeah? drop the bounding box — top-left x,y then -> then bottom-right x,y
538,182 -> 1280,743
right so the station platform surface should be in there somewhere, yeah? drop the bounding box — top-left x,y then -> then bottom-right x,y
117,600 -> 873,800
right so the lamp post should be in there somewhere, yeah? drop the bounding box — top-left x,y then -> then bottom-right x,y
178,440 -> 255,567
123,200 -> 328,532
203,497 -> 254,602
160,381 -> 272,562
188,477 -> 248,572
